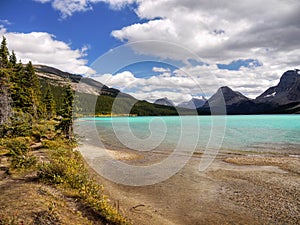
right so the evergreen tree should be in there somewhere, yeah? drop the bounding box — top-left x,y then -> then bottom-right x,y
43,85 -> 56,119
56,84 -> 74,139
10,61 -> 26,110
0,36 -> 9,68
9,50 -> 17,67
0,37 -> 47,137
8,60 -> 43,119
19,61 -> 43,118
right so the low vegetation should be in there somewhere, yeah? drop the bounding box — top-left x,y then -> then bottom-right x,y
0,121 -> 130,225
39,133 -> 130,224
0,36 -> 130,224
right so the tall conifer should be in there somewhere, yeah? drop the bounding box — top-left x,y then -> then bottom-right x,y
43,85 -> 56,119
56,84 -> 74,139
10,61 -> 25,110
9,50 -> 17,67
0,36 -> 9,68
22,61 -> 43,118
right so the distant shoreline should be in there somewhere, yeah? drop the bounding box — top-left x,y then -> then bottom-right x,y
76,113 -> 300,119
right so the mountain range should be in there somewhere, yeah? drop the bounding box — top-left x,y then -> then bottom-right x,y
35,65 -> 300,115
154,97 -> 207,109
178,97 -> 207,109
34,65 -> 182,116
198,69 -> 300,114
35,65 -> 131,98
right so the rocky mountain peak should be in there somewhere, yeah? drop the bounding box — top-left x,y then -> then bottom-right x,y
154,97 -> 175,107
257,69 -> 300,101
217,86 -> 248,102
178,97 -> 207,109
202,86 -> 248,108
276,69 -> 299,93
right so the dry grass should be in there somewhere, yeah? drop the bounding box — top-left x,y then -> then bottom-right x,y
0,180 -> 93,225
0,121 -> 131,225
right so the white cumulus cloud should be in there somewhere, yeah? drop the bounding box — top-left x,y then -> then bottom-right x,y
33,0 -> 135,18
0,28 -> 95,75
111,0 -> 300,65
108,0 -> 300,101
32,0 -> 300,102
91,62 -> 287,104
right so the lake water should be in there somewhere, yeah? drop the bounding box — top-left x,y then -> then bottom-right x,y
77,115 -> 300,154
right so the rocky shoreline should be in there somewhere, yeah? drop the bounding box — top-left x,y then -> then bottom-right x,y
85,149 -> 300,225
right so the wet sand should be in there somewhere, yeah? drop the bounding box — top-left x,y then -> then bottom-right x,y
82,147 -> 300,225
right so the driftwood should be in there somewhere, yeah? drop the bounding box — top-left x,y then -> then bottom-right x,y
30,142 -> 43,150
131,204 -> 145,211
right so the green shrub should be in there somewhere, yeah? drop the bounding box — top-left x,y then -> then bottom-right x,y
5,112 -> 33,137
38,155 -> 89,189
32,122 -> 56,142
41,138 -> 77,160
10,154 -> 37,170
3,137 -> 37,170
4,137 -> 29,156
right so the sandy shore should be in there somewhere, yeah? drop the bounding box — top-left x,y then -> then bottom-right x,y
81,147 -> 300,225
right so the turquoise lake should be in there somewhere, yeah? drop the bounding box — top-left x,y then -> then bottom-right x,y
78,115 -> 300,154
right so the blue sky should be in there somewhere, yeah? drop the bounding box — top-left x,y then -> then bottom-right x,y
0,0 -> 139,63
1,0 -> 300,103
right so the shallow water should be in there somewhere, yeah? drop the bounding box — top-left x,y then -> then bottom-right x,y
77,115 -> 300,154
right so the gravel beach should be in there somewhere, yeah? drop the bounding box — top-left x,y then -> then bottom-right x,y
84,148 -> 300,225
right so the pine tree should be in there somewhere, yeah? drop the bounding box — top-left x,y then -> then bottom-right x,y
56,84 -> 74,139
22,61 -> 43,118
8,60 -> 43,119
0,37 -> 9,68
0,37 -> 47,137
43,85 -> 56,119
9,50 -> 17,67
10,61 -> 26,110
